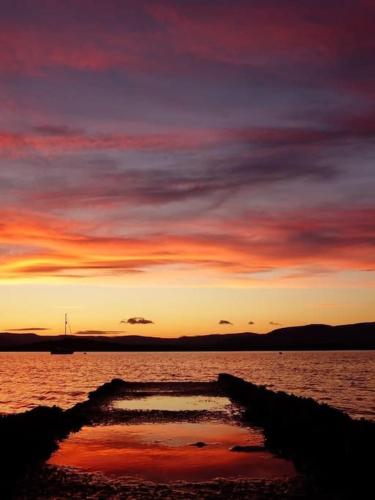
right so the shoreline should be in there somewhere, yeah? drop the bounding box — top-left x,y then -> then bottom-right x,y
1,322 -> 374,352
1,376 -> 374,499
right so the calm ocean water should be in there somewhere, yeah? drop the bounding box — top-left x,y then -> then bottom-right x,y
0,351 -> 374,420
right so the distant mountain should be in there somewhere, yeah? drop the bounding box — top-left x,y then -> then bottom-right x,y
263,322 -> 375,348
0,322 -> 374,351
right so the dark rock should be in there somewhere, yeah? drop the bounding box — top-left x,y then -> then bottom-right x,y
190,441 -> 207,448
218,373 -> 375,499
0,378 -> 128,496
88,378 -> 127,400
230,445 -> 265,452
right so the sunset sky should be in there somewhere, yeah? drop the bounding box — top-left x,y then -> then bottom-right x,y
0,0 -> 374,336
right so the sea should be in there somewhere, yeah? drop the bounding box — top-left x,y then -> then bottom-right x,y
0,351 -> 374,420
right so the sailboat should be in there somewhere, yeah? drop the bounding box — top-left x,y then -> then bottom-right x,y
50,313 -> 74,355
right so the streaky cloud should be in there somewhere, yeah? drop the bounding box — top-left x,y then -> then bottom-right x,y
75,330 -> 126,335
7,327 -> 50,331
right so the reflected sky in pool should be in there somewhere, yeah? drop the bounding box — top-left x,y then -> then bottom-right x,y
48,421 -> 295,482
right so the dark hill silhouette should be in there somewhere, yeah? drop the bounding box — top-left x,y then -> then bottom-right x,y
0,322 -> 374,351
264,322 -> 375,348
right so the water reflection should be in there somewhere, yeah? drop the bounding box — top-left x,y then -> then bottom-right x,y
1,351 -> 373,419
112,395 -> 230,412
49,422 -> 295,482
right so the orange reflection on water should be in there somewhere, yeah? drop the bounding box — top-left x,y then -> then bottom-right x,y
49,422 -> 296,482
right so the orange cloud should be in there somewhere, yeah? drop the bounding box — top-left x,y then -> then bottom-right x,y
0,206 -> 374,283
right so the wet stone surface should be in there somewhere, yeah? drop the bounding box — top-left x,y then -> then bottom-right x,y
15,466 -> 306,499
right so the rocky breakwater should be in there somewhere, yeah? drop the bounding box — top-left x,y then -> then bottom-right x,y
0,378 -> 127,496
218,373 -> 375,499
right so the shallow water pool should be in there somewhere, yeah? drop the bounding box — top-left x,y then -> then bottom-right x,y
111,395 -> 231,412
48,421 -> 296,482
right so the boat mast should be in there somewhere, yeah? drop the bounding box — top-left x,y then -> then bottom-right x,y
65,313 -> 68,336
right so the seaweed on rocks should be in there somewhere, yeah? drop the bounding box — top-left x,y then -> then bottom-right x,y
0,405 -> 77,495
3,375 -> 373,499
87,378 -> 128,400
218,373 -> 375,499
0,378 -> 127,496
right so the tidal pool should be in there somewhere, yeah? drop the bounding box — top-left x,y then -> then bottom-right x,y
48,421 -> 296,482
111,395 -> 231,412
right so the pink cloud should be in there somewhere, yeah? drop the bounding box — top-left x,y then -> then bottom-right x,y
0,0 -> 373,76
